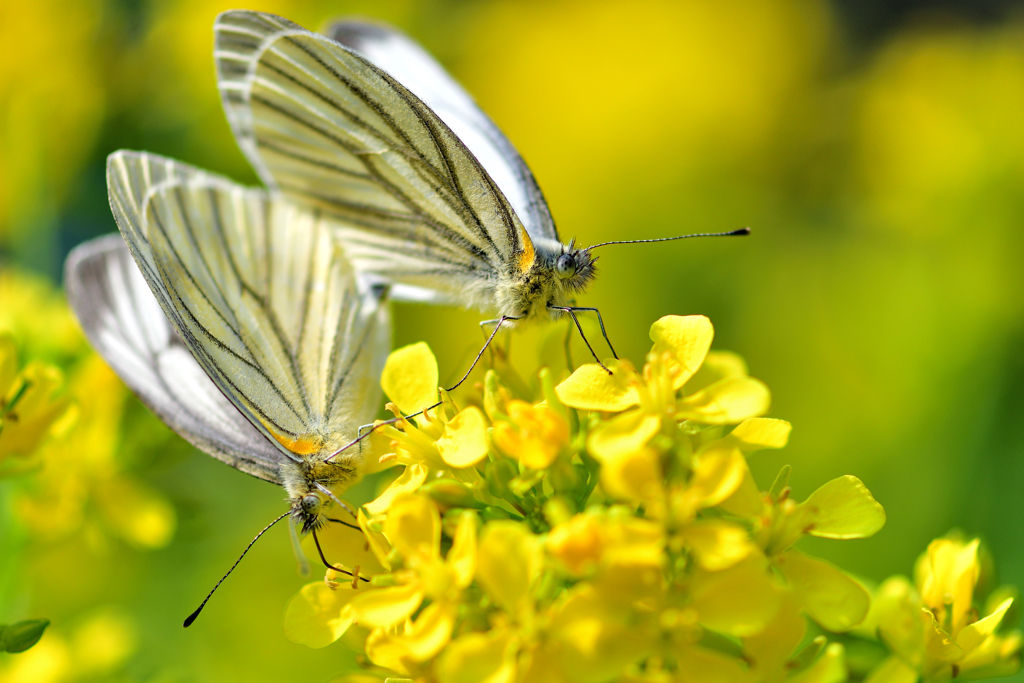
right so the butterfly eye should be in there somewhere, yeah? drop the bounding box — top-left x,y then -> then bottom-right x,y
300,494 -> 321,515
555,254 -> 577,279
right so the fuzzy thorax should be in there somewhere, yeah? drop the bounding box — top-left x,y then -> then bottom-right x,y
280,448 -> 363,533
494,237 -> 596,322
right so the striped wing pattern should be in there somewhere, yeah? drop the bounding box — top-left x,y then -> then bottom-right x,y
107,150 -> 390,461
325,19 -> 558,244
214,10 -> 535,310
65,234 -> 285,484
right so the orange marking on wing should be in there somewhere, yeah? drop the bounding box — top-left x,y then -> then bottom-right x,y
516,225 -> 535,273
270,429 -> 323,455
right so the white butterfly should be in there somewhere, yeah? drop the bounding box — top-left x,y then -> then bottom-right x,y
213,11 -> 746,388
65,151 -> 390,624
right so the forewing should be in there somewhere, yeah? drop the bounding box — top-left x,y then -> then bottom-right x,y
213,10 -> 536,308
64,234 -> 286,484
106,150 -> 390,460
324,19 -> 557,243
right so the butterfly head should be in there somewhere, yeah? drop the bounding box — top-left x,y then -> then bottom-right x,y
288,491 -> 328,533
281,453 -> 362,533
300,493 -> 322,518
552,238 -> 596,294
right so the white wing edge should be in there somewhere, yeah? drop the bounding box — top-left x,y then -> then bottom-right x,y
64,233 -> 287,485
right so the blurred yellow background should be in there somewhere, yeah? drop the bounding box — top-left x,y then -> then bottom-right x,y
2,0 -> 1023,680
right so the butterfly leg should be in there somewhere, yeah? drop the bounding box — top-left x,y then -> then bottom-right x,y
329,318 -> 518,447
315,482 -> 358,520
444,315 -> 518,393
548,306 -> 612,374
563,306 -> 618,359
325,517 -> 361,531
326,417 -> 404,463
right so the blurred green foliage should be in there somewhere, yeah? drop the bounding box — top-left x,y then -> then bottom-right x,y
0,620 -> 49,654
1,0 -> 1022,681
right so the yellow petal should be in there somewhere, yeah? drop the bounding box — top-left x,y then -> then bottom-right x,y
957,597 -> 1013,655
743,593 -> 807,680
648,315 -> 714,390
358,508 -> 393,571
447,511 -> 477,588
727,418 -> 792,452
587,409 -> 661,462
0,334 -> 16,396
593,515 -> 664,570
690,555 -> 781,637
364,628 -> 413,676
554,359 -> 640,412
801,475 -> 886,539
777,549 -> 870,632
436,406 -> 489,468
547,513 -> 604,576
598,447 -> 663,504
922,608 -> 963,669
685,350 -> 749,393
681,519 -> 755,571
492,400 -> 568,470
674,645 -> 755,683
518,642 -> 578,683
384,494 -> 440,562
346,581 -> 424,629
283,582 -> 357,648
788,643 -> 846,683
863,655 -> 919,683
956,628 -> 1023,676
547,586 -> 653,682
0,361 -> 69,456
677,376 -> 770,425
916,538 -> 980,638
716,460 -> 765,517
873,576 -> 925,666
476,521 -> 542,615
381,342 -> 438,415
364,463 -> 429,516
306,516 -> 387,578
436,630 -> 518,683
398,601 -> 457,661
690,447 -> 747,509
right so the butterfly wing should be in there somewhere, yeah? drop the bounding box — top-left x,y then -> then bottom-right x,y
106,150 -> 390,461
323,19 -> 558,245
64,233 -> 286,484
213,10 -> 538,310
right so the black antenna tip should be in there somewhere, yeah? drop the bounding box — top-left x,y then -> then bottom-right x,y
183,606 -> 203,628
732,227 -> 751,236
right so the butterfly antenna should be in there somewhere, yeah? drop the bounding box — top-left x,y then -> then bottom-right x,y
311,528 -> 370,583
587,227 -> 750,250
183,509 -> 290,628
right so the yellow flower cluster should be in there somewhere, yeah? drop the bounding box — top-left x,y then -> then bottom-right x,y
0,333 -> 70,470
0,269 -> 176,549
284,315 -> 1021,683
861,536 -> 1022,682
